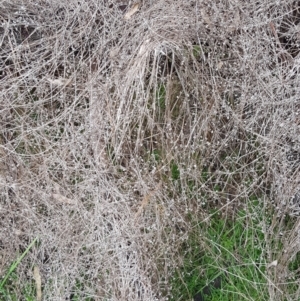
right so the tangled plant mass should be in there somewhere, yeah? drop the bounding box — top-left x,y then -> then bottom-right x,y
1,0 -> 300,300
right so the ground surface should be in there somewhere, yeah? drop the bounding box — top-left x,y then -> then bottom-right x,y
1,1 -> 300,300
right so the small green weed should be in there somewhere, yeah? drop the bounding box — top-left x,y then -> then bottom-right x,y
170,201 -> 269,301
156,84 -> 166,111
171,161 -> 180,181
192,45 -> 202,58
152,149 -> 162,162
0,237 -> 38,301
69,278 -> 95,301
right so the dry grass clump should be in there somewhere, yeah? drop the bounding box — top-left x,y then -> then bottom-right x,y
1,0 -> 300,300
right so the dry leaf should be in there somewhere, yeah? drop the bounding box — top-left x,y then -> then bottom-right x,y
33,266 -> 42,301
200,9 -> 212,26
234,10 -> 240,27
134,192 -> 153,221
52,193 -> 77,205
46,77 -> 72,87
109,47 -> 120,59
267,260 -> 278,268
134,182 -> 161,223
217,61 -> 224,70
138,39 -> 150,56
124,2 -> 140,20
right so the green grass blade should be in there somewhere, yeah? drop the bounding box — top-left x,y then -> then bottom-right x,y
0,237 -> 38,289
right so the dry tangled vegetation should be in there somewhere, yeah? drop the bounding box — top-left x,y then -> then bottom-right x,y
1,0 -> 300,300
